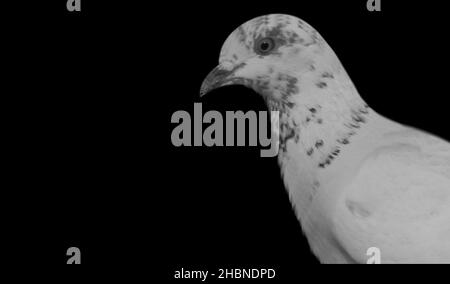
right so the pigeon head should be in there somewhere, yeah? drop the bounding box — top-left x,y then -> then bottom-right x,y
200,14 -> 369,167
200,14 -> 329,102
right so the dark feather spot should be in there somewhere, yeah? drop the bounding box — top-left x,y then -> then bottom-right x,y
321,72 -> 334,79
315,139 -> 324,148
316,81 -> 327,88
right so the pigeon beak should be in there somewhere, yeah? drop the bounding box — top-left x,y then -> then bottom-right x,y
200,63 -> 247,97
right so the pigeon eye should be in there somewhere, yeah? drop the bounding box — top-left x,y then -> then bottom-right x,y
256,37 -> 275,54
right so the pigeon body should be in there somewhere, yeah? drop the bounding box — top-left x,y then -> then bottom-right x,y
200,14 -> 450,263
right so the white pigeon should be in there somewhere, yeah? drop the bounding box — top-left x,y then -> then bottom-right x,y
200,14 -> 450,263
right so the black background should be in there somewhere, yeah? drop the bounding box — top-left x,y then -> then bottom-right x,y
8,0 -> 449,279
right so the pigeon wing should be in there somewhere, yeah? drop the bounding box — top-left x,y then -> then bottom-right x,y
332,131 -> 450,263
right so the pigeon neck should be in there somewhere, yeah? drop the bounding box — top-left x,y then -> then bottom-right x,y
266,84 -> 370,221
268,72 -> 370,171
